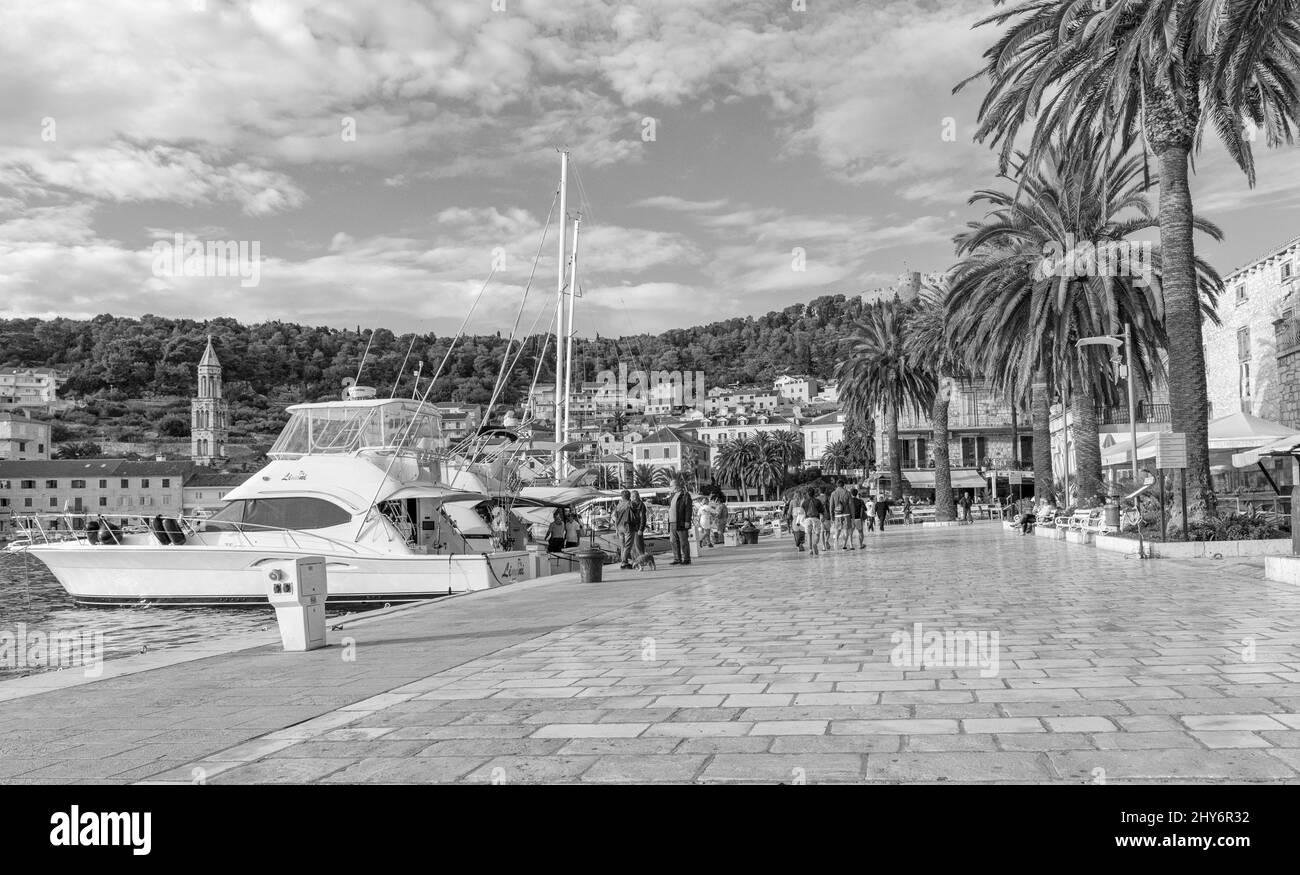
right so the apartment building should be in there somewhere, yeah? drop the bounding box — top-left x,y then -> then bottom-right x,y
0,459 -> 195,536
0,411 -> 51,461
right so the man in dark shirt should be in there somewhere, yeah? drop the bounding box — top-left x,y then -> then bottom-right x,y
667,480 -> 693,565
874,493 -> 893,533
801,488 -> 825,557
849,487 -> 867,549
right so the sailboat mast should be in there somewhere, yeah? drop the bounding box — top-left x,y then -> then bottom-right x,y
553,149 -> 569,481
562,214 -> 581,468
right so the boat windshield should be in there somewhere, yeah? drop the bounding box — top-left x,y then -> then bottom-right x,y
268,400 -> 444,459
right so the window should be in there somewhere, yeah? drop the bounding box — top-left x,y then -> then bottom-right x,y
70,480 -> 85,489
205,497 -> 352,531
98,479 -> 107,488
48,497 -> 57,508
662,448 -> 670,458
120,479 -> 129,488
18,441 -> 27,452
163,496 -> 171,505
1283,261 -> 1294,281
1236,284 -> 1247,303
141,479 -> 150,488
161,478 -> 170,488
45,479 -> 57,489
23,498 -> 32,508
0,499 -> 7,507
20,480 -> 34,489
37,444 -> 44,454
98,497 -> 107,507
1237,327 -> 1251,360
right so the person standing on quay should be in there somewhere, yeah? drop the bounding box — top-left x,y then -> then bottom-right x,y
864,492 -> 876,532
614,489 -> 635,569
667,479 -> 693,565
697,495 -> 716,548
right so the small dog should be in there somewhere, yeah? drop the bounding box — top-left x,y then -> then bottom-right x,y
632,552 -> 657,571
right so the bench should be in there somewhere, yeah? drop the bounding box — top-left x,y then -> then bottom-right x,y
1064,508 -> 1104,544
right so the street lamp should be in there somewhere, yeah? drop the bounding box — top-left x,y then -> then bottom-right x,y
1076,323 -> 1138,490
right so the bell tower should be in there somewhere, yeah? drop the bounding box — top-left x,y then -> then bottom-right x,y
191,335 -> 229,466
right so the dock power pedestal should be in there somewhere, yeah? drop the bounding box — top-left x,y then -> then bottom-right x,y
265,556 -> 328,652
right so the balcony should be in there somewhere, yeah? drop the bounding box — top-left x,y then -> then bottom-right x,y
1275,317 -> 1300,357
898,411 -> 1022,432
1094,402 -> 1171,433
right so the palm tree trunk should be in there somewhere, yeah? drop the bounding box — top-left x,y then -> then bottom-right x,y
1157,145 -> 1214,517
1031,367 -> 1055,502
888,404 -> 903,501
932,386 -> 955,522
1070,382 -> 1103,506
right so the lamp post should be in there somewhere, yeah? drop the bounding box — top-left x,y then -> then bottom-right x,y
1077,325 -> 1138,489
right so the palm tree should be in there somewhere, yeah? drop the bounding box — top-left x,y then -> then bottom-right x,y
820,439 -> 847,476
959,0 -> 1300,511
632,464 -> 658,489
904,285 -> 965,522
750,432 -> 784,499
769,429 -> 803,489
837,300 -> 937,501
948,135 -> 1222,506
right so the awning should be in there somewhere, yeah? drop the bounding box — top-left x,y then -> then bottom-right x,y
1207,411 -> 1296,450
902,470 -> 935,488
1102,433 -> 1158,466
1231,433 -> 1300,468
951,470 -> 990,489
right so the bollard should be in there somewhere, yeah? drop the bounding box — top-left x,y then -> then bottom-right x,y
265,556 -> 328,652
577,547 -> 605,583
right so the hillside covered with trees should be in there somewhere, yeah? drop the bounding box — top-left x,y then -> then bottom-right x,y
0,294 -> 869,442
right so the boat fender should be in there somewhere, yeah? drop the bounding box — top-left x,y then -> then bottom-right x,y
150,514 -> 170,545
162,516 -> 186,546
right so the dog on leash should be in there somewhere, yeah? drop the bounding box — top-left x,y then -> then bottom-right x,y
632,552 -> 657,571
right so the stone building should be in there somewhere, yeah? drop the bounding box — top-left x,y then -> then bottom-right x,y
1208,234 -> 1299,424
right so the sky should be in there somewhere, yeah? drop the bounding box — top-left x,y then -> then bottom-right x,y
2,0 -> 1299,339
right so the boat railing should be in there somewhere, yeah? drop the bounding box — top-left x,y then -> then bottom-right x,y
7,512 -> 369,556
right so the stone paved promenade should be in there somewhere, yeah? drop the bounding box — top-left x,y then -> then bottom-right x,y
3,524 -> 1300,784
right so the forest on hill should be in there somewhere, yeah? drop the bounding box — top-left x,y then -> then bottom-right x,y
0,293 -> 870,439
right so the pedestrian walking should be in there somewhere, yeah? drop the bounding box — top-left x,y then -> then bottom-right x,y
713,494 -> 728,545
874,493 -> 892,533
830,480 -> 853,550
850,487 -> 867,548
800,488 -> 825,556
864,493 -> 876,532
546,508 -> 567,553
667,479 -> 693,565
791,501 -> 807,551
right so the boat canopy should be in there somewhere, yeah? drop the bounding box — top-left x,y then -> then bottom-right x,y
221,457 -> 463,514
268,399 -> 443,460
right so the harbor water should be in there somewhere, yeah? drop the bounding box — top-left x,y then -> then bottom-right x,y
0,551 -> 338,678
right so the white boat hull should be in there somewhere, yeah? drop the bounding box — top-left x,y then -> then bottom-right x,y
21,542 -> 532,607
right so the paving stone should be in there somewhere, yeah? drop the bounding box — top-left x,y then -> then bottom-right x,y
581,755 -> 708,783
864,752 -> 1053,782
698,754 -> 865,784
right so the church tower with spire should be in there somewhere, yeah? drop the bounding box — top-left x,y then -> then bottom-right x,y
191,336 -> 229,466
